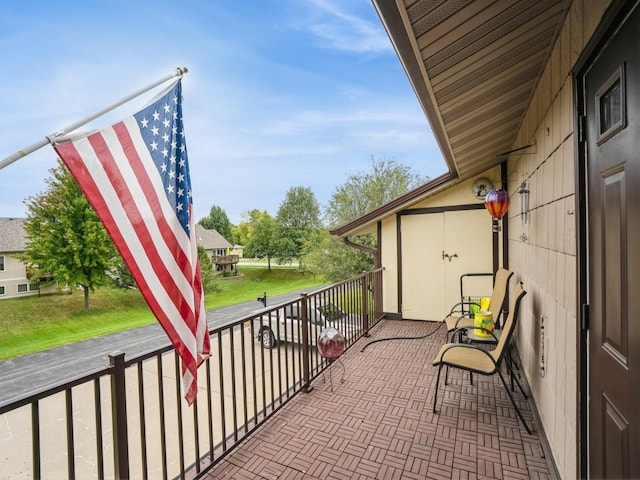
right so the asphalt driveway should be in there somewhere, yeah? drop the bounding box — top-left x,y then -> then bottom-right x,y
0,288 -> 321,405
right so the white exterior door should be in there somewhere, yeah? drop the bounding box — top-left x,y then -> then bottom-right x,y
400,209 -> 493,321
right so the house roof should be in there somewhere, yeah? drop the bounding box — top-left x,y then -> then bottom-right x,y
194,224 -> 232,250
331,0 -> 569,237
0,217 -> 231,253
0,217 -> 27,252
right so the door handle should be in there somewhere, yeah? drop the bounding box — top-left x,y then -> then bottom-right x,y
442,251 -> 458,262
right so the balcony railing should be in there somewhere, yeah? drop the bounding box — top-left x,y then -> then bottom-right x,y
211,255 -> 239,265
0,269 -> 383,479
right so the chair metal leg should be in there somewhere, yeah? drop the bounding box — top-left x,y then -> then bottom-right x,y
497,370 -> 532,434
508,366 -> 528,400
503,351 -> 527,399
433,363 -> 444,413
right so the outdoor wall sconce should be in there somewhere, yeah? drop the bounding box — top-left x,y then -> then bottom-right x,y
484,190 -> 510,232
518,181 -> 529,225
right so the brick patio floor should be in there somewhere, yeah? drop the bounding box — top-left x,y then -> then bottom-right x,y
203,319 -> 554,479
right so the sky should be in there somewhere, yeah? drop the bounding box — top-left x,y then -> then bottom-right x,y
0,0 -> 446,225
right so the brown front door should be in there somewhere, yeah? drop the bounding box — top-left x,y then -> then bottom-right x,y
584,3 -> 640,478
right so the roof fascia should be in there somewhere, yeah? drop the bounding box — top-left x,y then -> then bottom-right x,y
329,172 -> 457,237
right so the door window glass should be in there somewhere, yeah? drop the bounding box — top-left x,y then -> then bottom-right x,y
596,64 -> 626,144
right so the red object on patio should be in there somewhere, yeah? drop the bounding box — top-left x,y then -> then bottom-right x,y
317,327 -> 346,359
317,327 -> 346,392
484,189 -> 510,219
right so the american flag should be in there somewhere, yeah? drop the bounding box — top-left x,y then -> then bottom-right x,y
53,79 -> 210,405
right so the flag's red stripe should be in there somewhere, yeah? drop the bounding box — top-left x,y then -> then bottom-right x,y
86,128 -> 199,339
55,140 -> 199,372
109,122 -> 195,291
100,124 -> 200,331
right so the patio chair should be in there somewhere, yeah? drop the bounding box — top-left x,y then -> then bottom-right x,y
432,281 -> 532,434
444,268 -> 513,342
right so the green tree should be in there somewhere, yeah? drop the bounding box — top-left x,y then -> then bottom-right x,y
22,159 -> 119,309
325,156 -> 425,227
198,205 -> 234,243
275,186 -> 322,264
276,186 -> 321,229
232,209 -> 269,248
197,245 -> 220,294
244,214 -> 277,269
303,156 -> 425,281
300,229 -> 373,282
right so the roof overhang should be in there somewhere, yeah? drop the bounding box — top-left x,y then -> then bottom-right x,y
331,0 -> 569,237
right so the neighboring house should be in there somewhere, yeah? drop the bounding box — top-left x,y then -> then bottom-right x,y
0,219 -> 239,297
229,245 -> 244,258
0,218 -> 56,299
194,224 -> 238,275
331,1 -> 637,478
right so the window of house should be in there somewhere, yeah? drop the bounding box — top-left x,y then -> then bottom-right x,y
0,255 -> 4,271
0,285 -> 5,296
16,283 -> 38,293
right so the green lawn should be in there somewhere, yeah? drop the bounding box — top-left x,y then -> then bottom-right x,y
0,266 -> 324,361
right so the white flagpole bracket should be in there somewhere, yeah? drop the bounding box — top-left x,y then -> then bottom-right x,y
0,67 -> 188,171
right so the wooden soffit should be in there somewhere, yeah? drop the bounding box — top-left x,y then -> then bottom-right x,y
372,0 -> 569,179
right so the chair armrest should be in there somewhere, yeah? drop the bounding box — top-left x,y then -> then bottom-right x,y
450,325 -> 499,343
447,301 -> 480,316
471,327 -> 499,342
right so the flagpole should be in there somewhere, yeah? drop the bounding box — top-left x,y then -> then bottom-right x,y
0,66 -> 188,171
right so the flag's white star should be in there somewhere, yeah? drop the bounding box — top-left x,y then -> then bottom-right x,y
150,141 -> 158,151
153,110 -> 160,121
140,117 -> 149,128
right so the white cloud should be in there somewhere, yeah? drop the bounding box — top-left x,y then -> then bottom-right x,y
304,0 -> 392,54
